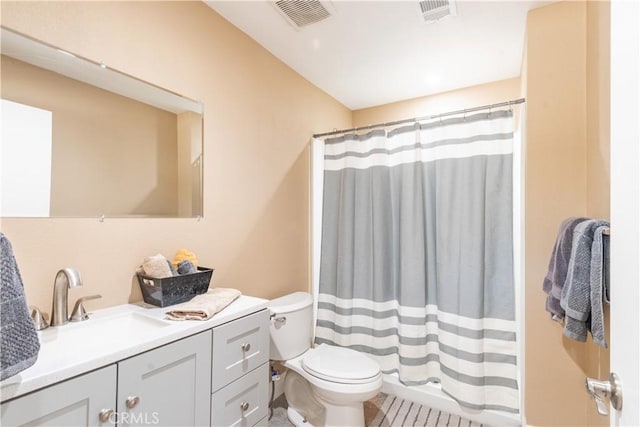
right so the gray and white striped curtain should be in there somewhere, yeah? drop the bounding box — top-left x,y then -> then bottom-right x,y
315,110 -> 519,413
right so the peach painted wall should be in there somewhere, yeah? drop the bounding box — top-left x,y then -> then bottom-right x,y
586,0 -> 611,221
524,2 -> 610,426
525,2 -> 588,424
352,78 -> 521,127
0,1 -> 351,312
585,1 -> 611,426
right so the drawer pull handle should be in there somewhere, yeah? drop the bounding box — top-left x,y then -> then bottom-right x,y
240,401 -> 250,412
126,395 -> 140,409
242,343 -> 251,352
99,408 -> 114,423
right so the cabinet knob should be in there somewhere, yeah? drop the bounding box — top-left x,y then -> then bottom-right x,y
241,343 -> 251,352
99,408 -> 114,423
126,395 -> 140,409
240,401 -> 250,412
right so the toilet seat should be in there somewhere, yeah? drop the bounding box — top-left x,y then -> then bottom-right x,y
302,344 -> 380,384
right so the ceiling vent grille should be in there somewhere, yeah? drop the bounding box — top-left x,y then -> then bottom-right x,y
273,0 -> 332,29
419,0 -> 457,23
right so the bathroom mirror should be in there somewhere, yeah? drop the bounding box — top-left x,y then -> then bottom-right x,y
0,27 -> 204,218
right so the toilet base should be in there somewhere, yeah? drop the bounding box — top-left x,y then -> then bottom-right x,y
286,399 -> 365,427
321,401 -> 365,427
287,407 -> 315,427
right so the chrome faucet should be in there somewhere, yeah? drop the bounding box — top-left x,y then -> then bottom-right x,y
50,268 -> 82,326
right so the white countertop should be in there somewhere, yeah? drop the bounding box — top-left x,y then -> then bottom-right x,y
0,295 -> 268,402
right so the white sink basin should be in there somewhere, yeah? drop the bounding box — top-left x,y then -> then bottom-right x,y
92,311 -> 171,330
39,312 -> 172,350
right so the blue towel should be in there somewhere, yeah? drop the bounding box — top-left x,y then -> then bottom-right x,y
1,233 -> 40,380
560,219 -> 610,344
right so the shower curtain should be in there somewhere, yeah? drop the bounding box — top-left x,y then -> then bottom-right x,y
314,110 -> 519,413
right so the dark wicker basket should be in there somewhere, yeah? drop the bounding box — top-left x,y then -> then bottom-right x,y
137,267 -> 214,307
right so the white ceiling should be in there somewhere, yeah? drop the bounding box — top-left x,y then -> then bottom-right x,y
206,0 -> 553,110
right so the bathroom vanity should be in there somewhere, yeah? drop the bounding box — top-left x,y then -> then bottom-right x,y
0,296 -> 269,426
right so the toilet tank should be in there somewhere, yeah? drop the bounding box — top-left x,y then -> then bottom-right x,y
268,292 -> 314,361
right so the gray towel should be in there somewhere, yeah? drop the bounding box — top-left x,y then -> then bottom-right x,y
545,295 -> 564,322
1,233 -> 40,380
543,217 -> 588,320
560,219 -> 610,343
602,234 -> 610,304
177,260 -> 197,275
590,226 -> 609,347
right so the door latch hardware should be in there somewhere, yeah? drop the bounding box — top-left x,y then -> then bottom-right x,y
586,372 -> 623,416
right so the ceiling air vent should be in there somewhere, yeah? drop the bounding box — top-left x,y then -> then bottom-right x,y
419,0 -> 457,23
273,0 -> 333,29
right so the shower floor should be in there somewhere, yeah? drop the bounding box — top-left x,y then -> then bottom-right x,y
268,392 -> 486,427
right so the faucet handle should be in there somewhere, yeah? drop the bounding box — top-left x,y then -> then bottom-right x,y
69,294 -> 102,322
29,306 -> 49,330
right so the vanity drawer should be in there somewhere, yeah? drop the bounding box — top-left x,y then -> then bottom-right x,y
210,363 -> 269,427
212,309 -> 269,391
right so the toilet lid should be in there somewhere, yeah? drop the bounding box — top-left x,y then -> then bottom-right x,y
302,344 -> 380,384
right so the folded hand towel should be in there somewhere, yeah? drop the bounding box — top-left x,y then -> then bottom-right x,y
561,219 -> 610,343
1,233 -> 40,380
589,225 -> 610,347
142,254 -> 173,278
543,217 -> 588,319
602,234 -> 610,304
545,296 -> 564,322
173,249 -> 198,270
166,288 -> 241,321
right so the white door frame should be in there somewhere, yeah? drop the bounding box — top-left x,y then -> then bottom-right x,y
610,0 -> 640,425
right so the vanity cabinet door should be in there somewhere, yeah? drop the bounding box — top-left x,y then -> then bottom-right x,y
210,363 -> 269,427
211,309 -> 269,392
0,365 -> 116,427
117,331 -> 212,427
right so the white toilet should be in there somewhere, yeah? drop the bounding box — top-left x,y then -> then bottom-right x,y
268,292 -> 382,427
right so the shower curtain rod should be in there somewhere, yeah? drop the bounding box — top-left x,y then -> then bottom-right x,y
312,97 -> 526,138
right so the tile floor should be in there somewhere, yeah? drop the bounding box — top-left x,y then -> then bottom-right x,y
267,393 -> 484,427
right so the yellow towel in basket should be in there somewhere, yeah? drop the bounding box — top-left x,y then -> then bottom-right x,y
165,288 -> 241,321
173,249 -> 198,270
